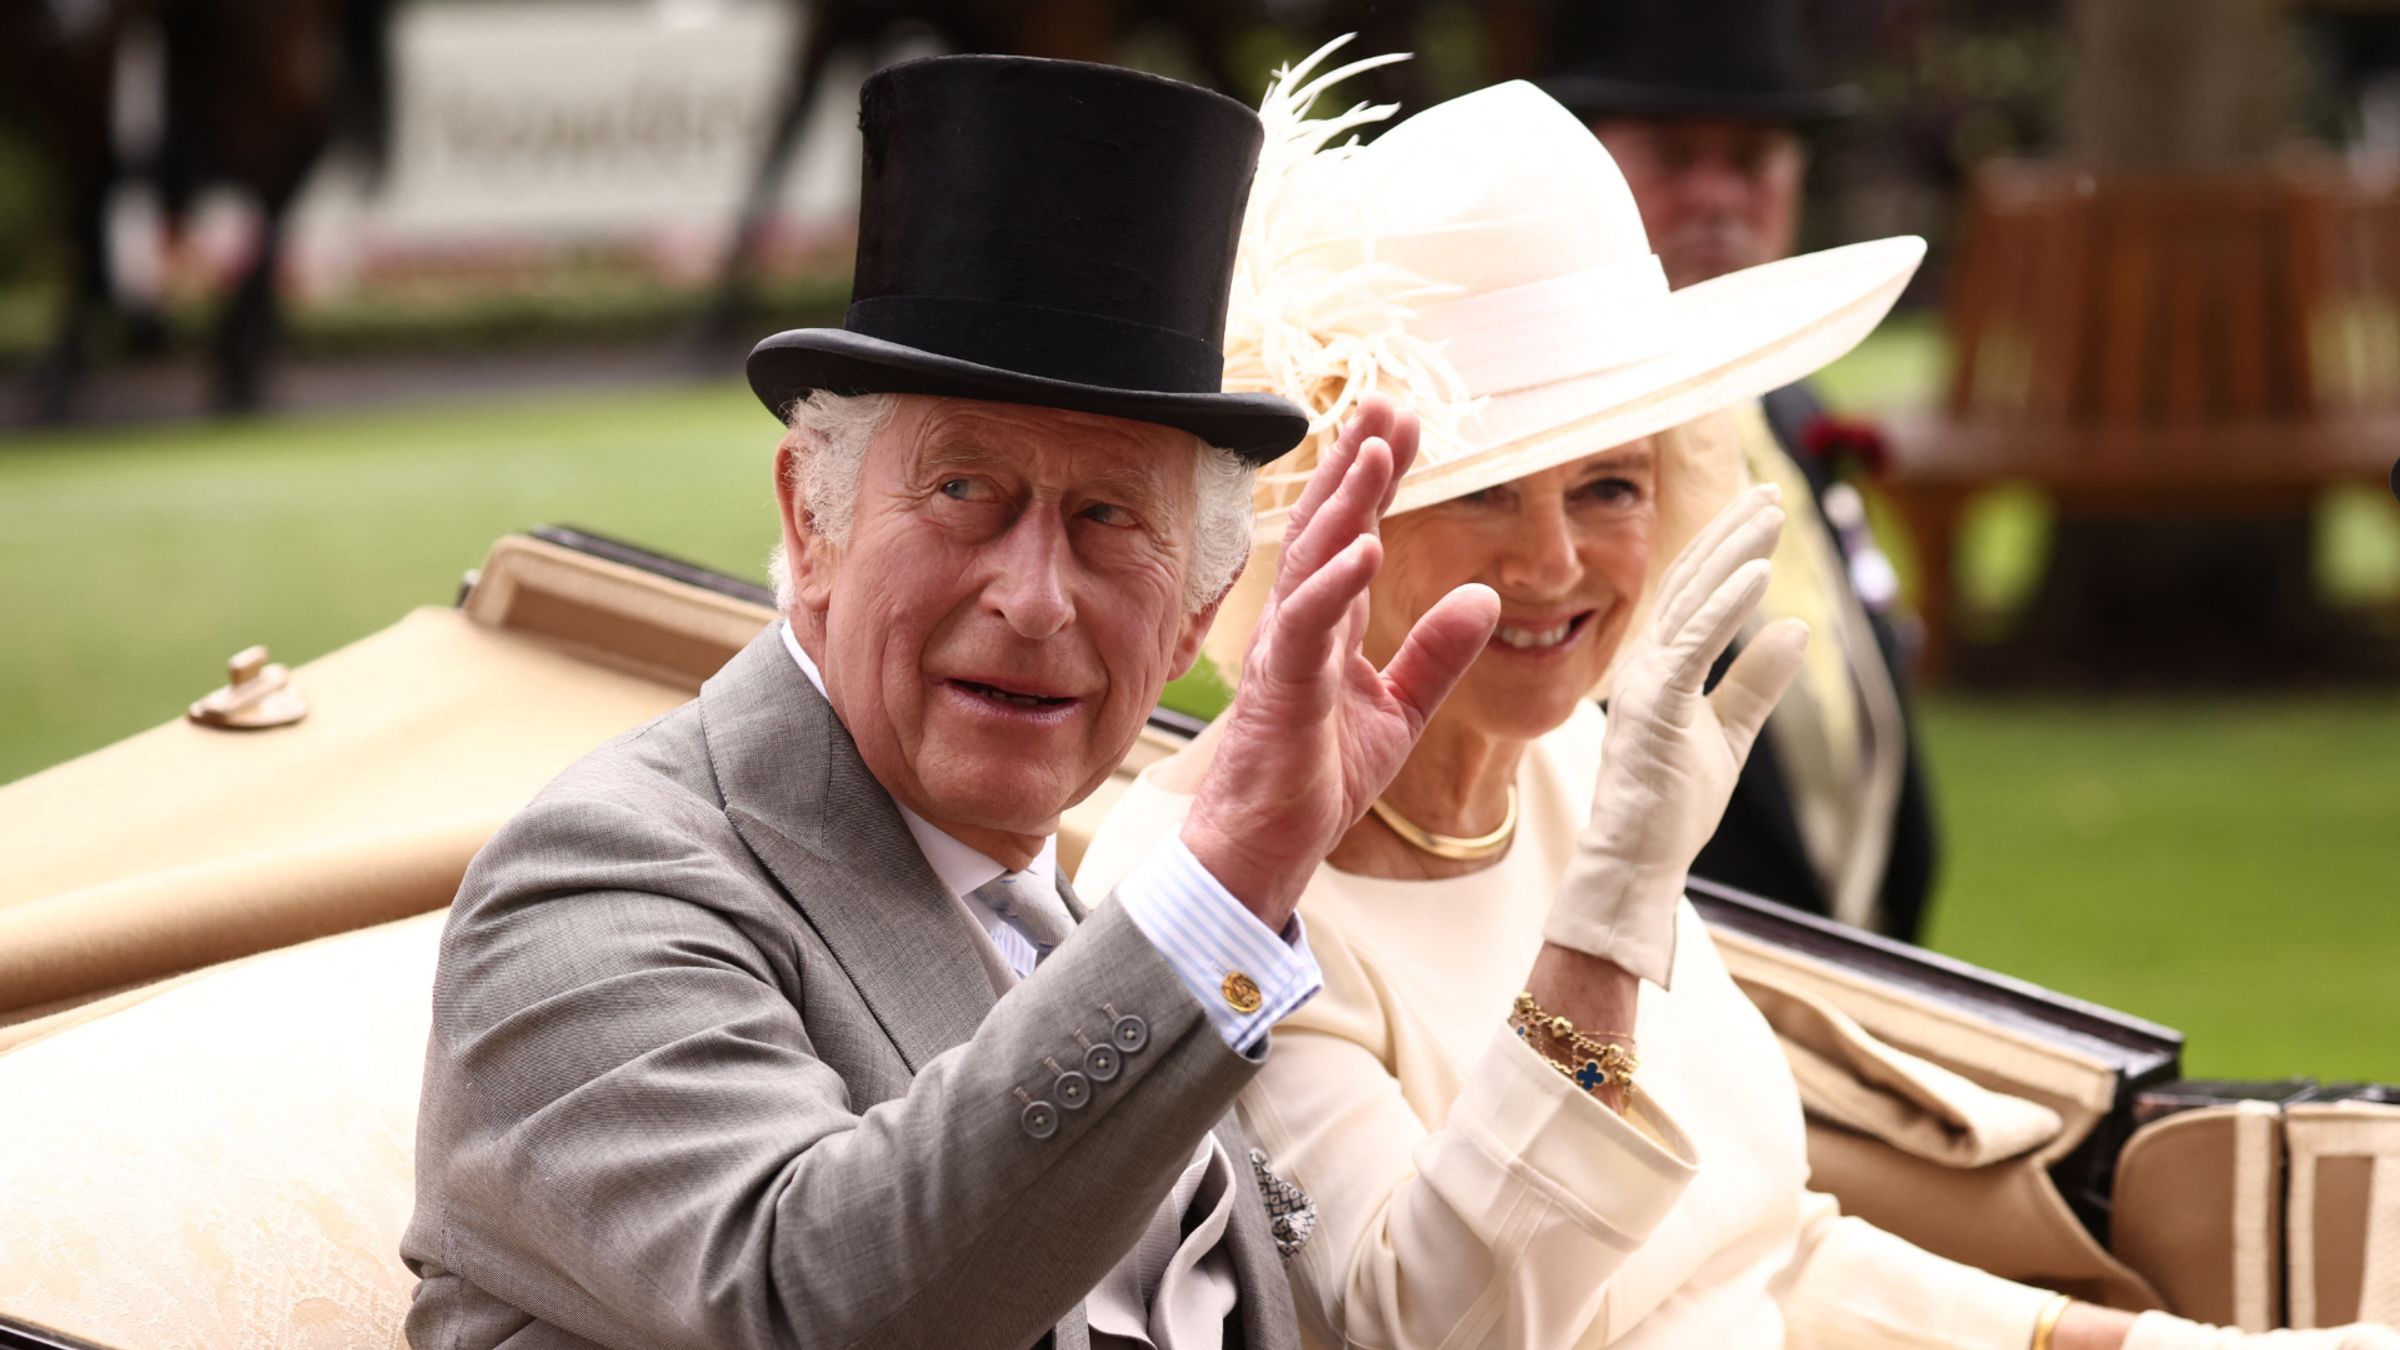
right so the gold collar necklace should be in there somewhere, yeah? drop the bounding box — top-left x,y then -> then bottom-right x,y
1366,786 -> 1519,862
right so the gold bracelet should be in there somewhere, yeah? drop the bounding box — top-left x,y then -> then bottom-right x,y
1513,992 -> 1636,1061
1511,991 -> 1639,1095
2029,1293 -> 2072,1350
1512,992 -> 1635,1044
1530,1046 -> 1639,1095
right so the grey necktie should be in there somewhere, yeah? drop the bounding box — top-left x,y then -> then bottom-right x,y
972,871 -> 1075,954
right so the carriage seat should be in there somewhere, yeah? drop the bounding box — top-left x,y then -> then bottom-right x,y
3,532 -> 2395,1349
0,910 -> 439,1350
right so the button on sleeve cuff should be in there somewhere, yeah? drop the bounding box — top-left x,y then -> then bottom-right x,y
1111,835 -> 1322,1054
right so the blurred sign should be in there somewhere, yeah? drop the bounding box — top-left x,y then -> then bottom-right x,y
291,0 -> 870,288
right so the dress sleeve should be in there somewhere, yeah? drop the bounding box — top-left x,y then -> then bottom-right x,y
1238,917 -> 1701,1350
1775,1189 -> 2056,1350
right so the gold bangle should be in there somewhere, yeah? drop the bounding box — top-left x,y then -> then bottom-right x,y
2029,1293 -> 2072,1350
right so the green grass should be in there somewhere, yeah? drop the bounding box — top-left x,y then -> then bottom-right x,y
1,379 -> 783,781
4,333 -> 2397,1083
1814,310 -> 1950,414
1921,696 -> 2400,1081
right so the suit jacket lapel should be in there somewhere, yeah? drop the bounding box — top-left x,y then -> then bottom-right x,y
1214,1118 -> 1298,1350
701,628 -> 997,1073
700,634 -> 1280,1347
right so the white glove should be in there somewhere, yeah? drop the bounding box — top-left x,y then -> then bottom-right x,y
2124,1312 -> 2400,1349
1541,483 -> 1810,988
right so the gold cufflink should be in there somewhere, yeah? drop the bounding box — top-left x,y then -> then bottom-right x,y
1221,971 -> 1262,1014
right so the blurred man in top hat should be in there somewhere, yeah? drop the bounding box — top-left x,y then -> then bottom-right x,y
1544,0 -> 1941,943
401,54 -> 1500,1350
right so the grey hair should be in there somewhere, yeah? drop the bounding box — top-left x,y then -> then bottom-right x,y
769,391 -> 901,612
769,391 -> 1255,614
1187,445 -> 1257,612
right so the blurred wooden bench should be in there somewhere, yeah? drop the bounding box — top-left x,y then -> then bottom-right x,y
1884,160 -> 2400,676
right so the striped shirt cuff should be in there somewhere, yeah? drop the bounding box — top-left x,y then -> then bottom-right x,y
1113,835 -> 1321,1054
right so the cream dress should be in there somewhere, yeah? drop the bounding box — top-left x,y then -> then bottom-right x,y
1077,702 -> 2054,1350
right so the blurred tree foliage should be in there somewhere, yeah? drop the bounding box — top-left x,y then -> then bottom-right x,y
1801,0 -> 2074,297
0,128 -> 58,297
0,132 -> 44,256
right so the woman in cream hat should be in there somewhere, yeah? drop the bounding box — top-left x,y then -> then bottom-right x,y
1079,46 -> 2398,1350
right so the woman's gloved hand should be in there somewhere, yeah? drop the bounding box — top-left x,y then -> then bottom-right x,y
1540,482 -> 1810,988
2122,1312 -> 2400,1349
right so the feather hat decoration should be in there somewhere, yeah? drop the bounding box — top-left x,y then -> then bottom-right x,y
1219,55 -> 1922,535
1219,38 -> 1482,543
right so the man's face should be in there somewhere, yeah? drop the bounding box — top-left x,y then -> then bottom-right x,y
1592,117 -> 1807,288
782,397 -> 1220,857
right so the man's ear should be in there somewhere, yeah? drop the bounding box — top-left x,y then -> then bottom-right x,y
1168,551 -> 1246,680
773,439 -> 839,619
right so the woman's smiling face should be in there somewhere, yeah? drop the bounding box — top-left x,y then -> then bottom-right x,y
1364,439 -> 1659,744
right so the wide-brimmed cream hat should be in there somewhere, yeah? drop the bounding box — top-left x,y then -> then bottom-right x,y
1221,43 -> 1926,539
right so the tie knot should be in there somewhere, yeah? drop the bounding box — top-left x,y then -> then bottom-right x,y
975,871 -> 1074,951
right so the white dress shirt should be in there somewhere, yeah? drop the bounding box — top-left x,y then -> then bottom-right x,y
779,622 -> 1317,1050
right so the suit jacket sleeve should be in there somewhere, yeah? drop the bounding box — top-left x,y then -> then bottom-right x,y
409,790 -> 1257,1350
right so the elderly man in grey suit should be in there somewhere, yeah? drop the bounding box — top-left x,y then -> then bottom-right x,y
402,54 -> 1501,1350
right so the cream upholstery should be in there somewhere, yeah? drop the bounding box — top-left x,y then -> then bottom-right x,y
2286,1103 -> 2400,1329
1710,926 -> 2167,1310
1730,972 -> 2065,1170
0,911 -> 442,1349
2114,1103 -> 2286,1329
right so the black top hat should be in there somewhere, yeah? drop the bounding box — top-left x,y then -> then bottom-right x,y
1538,0 -> 1863,126
747,55 -> 1307,462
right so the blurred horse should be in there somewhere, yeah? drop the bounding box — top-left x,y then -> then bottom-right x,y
0,0 -> 391,419
696,0 -> 1554,342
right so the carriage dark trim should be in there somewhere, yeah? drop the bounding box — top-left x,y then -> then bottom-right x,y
0,1313 -> 116,1350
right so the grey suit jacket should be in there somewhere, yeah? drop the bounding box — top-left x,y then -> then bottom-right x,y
402,628 -> 1299,1350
